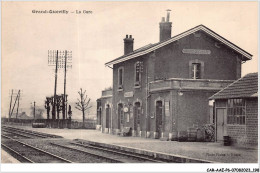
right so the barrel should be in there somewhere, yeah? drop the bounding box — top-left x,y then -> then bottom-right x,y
223,136 -> 231,146
178,131 -> 188,142
187,128 -> 197,142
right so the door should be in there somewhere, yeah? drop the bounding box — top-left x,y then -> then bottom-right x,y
156,101 -> 163,138
97,107 -> 102,125
118,104 -> 123,129
134,102 -> 141,131
105,105 -> 110,128
216,108 -> 227,141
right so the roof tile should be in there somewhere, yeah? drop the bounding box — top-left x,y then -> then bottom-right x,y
210,73 -> 258,99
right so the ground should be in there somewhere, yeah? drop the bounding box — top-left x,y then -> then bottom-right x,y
1,124 -> 257,163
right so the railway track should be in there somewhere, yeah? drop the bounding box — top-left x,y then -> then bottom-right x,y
50,142 -> 123,163
1,134 -> 73,163
2,126 -> 62,139
2,129 -> 32,139
73,141 -> 165,163
51,141 -> 166,163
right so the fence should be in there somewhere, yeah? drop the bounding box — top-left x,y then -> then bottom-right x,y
1,118 -> 96,129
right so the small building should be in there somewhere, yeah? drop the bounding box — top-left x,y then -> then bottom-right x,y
97,11 -> 253,140
210,73 -> 258,146
96,88 -> 113,133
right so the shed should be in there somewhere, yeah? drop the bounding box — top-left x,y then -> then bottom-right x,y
210,73 -> 258,146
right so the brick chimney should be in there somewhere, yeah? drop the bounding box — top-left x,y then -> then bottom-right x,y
124,34 -> 134,55
159,10 -> 172,42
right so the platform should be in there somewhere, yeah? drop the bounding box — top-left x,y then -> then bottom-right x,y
1,149 -> 20,163
2,124 -> 258,163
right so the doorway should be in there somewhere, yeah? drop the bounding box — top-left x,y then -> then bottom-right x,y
134,102 -> 141,131
118,103 -> 123,129
105,104 -> 110,128
216,108 -> 227,141
155,101 -> 163,138
97,107 -> 102,125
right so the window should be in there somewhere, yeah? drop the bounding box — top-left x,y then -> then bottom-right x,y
126,113 -> 130,123
191,63 -> 201,79
227,99 -> 245,125
118,67 -> 123,89
189,59 -> 204,79
134,61 -> 143,87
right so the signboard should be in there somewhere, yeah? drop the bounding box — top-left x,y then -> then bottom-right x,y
165,101 -> 170,117
182,49 -> 211,55
130,106 -> 133,119
124,91 -> 134,98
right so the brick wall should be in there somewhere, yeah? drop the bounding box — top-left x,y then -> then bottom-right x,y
154,31 -> 241,81
246,98 -> 258,145
227,125 -> 246,144
177,90 -> 215,131
226,98 -> 258,145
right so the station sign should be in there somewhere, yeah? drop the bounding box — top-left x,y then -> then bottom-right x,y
124,91 -> 134,98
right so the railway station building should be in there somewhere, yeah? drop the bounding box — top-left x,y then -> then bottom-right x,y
96,11 -> 252,140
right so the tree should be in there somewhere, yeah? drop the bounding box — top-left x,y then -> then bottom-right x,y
75,88 -> 92,128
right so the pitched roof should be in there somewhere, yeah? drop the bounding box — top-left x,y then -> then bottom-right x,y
105,25 -> 252,66
209,73 -> 258,100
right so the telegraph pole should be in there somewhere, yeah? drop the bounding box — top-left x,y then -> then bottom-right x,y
53,50 -> 59,120
48,50 -> 72,121
33,101 -> 36,120
16,92 -> 20,119
8,89 -> 13,120
10,90 -> 20,119
63,50 -> 67,120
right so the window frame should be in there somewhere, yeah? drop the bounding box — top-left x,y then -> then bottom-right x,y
134,61 -> 142,88
118,67 -> 124,90
227,99 -> 246,125
189,59 -> 204,79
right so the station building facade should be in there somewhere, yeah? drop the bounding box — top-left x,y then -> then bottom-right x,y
97,12 -> 252,139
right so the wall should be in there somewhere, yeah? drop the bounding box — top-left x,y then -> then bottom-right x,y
148,91 -> 171,138
215,98 -> 258,146
100,96 -> 112,133
154,30 -> 241,80
176,90 -> 215,131
1,118 -> 96,129
245,98 -> 258,145
112,54 -> 153,136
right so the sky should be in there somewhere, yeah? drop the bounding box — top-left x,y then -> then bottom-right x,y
2,1 -> 258,117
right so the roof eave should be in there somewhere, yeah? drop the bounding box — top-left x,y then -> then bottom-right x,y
105,25 -> 253,66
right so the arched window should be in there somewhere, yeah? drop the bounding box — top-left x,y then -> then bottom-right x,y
118,67 -> 124,89
134,61 -> 143,87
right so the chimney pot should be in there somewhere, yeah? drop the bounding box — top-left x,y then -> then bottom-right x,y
126,34 -> 128,38
162,17 -> 165,22
130,35 -> 132,38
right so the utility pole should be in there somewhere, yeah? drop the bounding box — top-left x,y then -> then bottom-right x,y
10,90 -> 20,119
63,50 -> 67,120
8,89 -> 13,120
16,92 -> 20,119
48,50 -> 72,122
53,50 -> 59,120
33,101 -> 36,120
